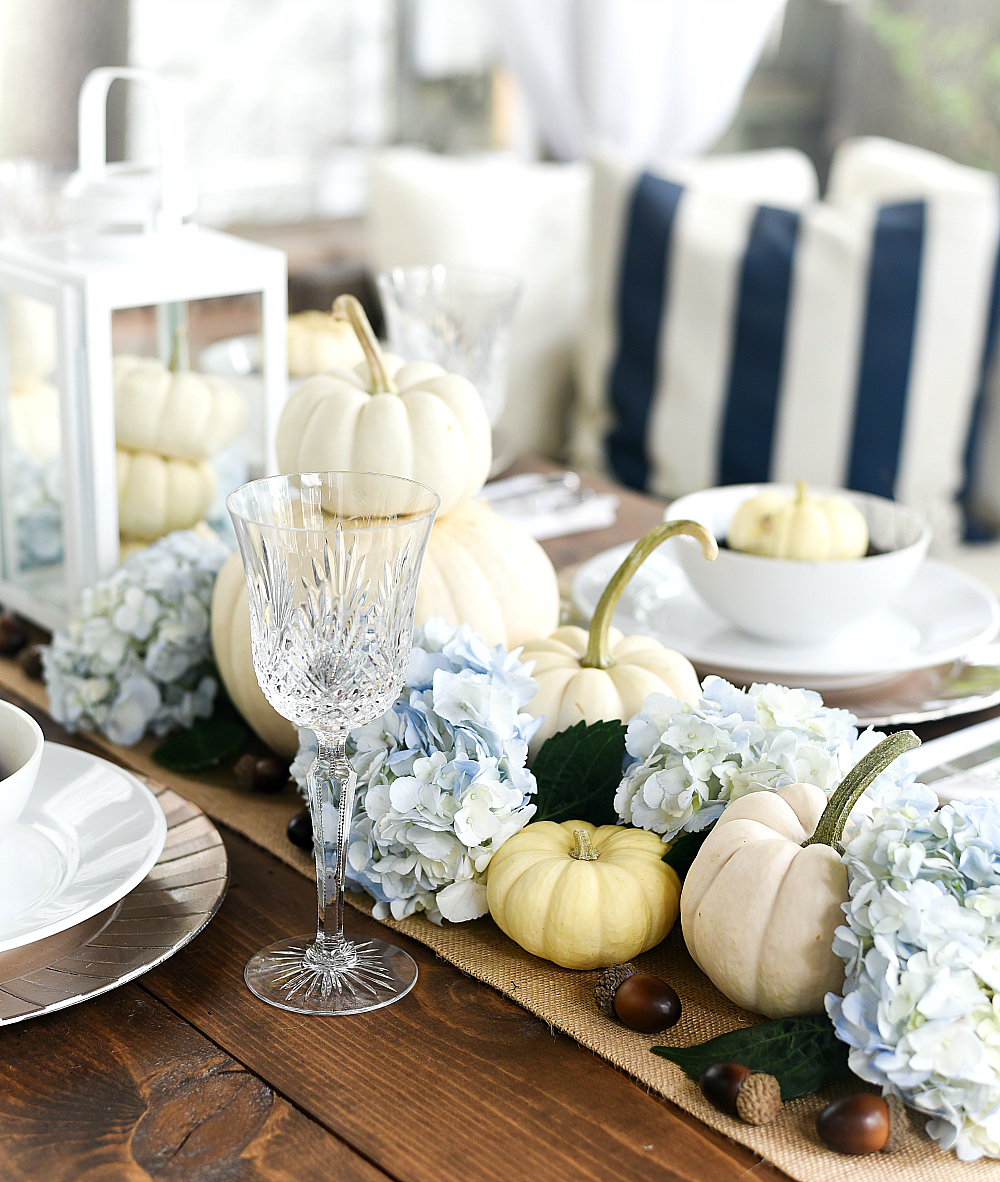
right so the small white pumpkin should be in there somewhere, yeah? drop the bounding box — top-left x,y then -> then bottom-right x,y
117,447 -> 216,542
114,330 -> 247,462
519,520 -> 717,756
9,379 -> 60,463
287,308 -> 366,376
276,295 -> 491,516
6,294 -> 56,384
211,498 -> 560,758
680,731 -> 918,1018
728,480 -> 868,561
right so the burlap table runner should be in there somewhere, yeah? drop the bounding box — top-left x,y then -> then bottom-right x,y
3,655 -> 998,1181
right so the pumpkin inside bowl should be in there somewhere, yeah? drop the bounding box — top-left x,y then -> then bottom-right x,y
665,484 -> 930,645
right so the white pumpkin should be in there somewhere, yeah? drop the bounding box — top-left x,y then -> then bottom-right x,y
6,294 -> 56,384
728,480 -> 868,561
211,497 -> 560,758
275,295 -> 491,516
9,379 -> 60,463
287,309 -> 366,376
117,447 -> 216,542
519,520 -> 717,756
114,331 -> 247,462
680,731 -> 918,1018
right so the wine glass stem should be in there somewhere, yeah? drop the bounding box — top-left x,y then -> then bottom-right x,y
309,729 -> 356,951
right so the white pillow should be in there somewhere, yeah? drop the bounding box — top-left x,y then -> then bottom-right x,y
570,139 -> 1000,548
368,148 -> 591,460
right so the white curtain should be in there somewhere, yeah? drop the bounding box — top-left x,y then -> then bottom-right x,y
490,0 -> 788,161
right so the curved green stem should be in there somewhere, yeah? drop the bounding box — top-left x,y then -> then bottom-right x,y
581,519 -> 717,670
168,325 -> 190,374
803,729 -> 920,850
332,294 -> 396,393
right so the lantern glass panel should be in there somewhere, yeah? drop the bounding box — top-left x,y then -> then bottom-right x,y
111,292 -> 266,552
0,291 -> 66,612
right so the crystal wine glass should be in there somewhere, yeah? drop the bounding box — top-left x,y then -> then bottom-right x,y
227,470 -> 439,1015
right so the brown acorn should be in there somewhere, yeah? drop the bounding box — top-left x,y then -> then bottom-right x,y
699,1062 -> 783,1126
594,965 -> 681,1033
234,753 -> 290,794
0,612 -> 28,656
816,1093 -> 908,1155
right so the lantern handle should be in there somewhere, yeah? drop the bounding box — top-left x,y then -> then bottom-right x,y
76,67 -> 186,232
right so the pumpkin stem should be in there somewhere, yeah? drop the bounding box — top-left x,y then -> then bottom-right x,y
803,730 -> 920,850
332,294 -> 396,394
795,479 -> 807,506
570,828 -> 600,861
581,519 -> 717,670
168,325 -> 190,374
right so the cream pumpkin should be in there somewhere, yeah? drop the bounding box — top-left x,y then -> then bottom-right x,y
275,295 -> 491,516
486,820 -> 681,970
114,334 -> 247,462
287,308 -> 366,376
211,498 -> 560,759
9,379 -> 60,463
520,520 -> 716,756
728,480 -> 868,561
680,731 -> 919,1019
117,447 -> 216,542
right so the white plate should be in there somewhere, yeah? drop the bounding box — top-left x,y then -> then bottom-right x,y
572,546 -> 1000,691
0,743 -> 167,953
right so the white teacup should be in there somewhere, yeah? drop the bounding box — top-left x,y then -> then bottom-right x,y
0,699 -> 45,829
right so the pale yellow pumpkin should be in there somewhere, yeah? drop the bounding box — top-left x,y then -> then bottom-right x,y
275,296 -> 491,516
287,309 -> 366,376
520,520 -> 716,756
486,820 -> 681,970
728,480 -> 868,561
210,498 -> 560,759
117,447 -> 216,542
680,731 -> 918,1019
114,330 -> 247,462
9,379 -> 60,463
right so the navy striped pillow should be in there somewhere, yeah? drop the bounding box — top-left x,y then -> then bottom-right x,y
604,169 -> 1000,541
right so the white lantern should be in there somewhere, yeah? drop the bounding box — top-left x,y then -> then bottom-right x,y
0,68 -> 288,629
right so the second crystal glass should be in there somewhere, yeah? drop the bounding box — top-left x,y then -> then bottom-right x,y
228,470 -> 439,1015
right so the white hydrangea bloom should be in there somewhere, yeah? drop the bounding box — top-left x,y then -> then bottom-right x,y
292,618 -> 541,925
615,676 -> 898,843
43,530 -> 230,746
828,785 -> 1000,1161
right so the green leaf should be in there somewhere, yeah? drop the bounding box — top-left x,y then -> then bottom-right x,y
531,719 -> 627,826
661,829 -> 711,878
153,715 -> 247,773
652,1015 -> 850,1100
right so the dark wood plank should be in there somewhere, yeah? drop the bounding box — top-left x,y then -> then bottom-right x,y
138,827 -> 787,1182
0,983 -> 390,1182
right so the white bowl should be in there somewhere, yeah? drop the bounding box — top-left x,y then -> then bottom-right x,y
665,484 -> 931,644
0,699 -> 45,829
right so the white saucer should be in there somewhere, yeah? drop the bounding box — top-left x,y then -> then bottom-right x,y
572,547 -> 1000,691
0,743 -> 167,953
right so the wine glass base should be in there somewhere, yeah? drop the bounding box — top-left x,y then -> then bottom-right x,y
244,934 -> 418,1015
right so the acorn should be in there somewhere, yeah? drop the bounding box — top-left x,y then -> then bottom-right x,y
287,808 -> 313,850
235,753 -> 290,795
816,1093 -> 908,1155
17,643 -> 45,681
594,964 -> 681,1033
0,612 -> 29,656
699,1062 -> 783,1126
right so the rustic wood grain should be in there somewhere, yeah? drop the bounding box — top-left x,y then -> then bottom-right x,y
138,828 -> 788,1182
0,984 -> 390,1182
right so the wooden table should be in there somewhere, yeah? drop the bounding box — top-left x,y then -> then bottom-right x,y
1,468 -> 997,1182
